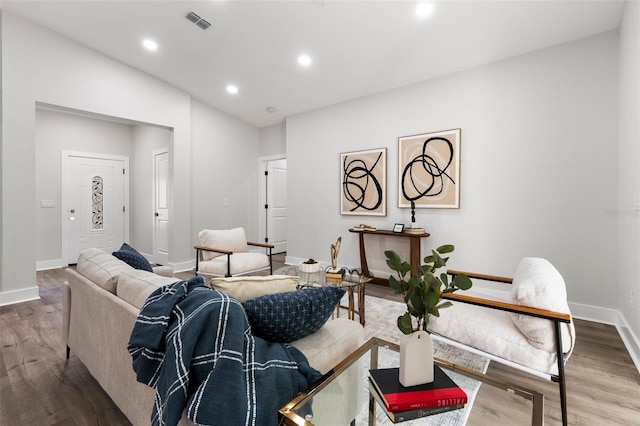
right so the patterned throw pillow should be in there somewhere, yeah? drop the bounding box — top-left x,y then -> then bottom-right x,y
242,287 -> 345,343
112,243 -> 153,272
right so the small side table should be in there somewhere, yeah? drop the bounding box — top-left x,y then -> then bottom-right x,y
274,265 -> 370,326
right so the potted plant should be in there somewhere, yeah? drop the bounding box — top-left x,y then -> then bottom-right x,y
299,258 -> 321,273
385,245 -> 472,386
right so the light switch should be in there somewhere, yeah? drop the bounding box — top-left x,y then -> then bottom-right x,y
41,199 -> 55,208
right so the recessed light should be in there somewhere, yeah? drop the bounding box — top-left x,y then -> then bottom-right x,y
226,84 -> 239,94
266,107 -> 277,114
416,3 -> 435,19
142,39 -> 158,51
298,54 -> 312,67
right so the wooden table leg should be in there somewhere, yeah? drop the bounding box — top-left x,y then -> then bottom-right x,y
409,235 -> 421,277
358,283 -> 366,326
358,233 -> 373,278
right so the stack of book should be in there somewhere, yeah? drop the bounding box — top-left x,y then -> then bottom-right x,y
368,366 -> 467,423
403,227 -> 426,235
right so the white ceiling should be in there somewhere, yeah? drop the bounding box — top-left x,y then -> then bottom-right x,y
2,0 -> 625,128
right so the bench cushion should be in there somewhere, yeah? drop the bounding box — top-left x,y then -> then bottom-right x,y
511,257 -> 573,352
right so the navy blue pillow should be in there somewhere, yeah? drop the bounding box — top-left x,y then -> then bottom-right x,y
242,287 -> 345,343
112,243 -> 153,272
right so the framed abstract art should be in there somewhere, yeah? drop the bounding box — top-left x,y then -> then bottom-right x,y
398,128 -> 461,209
340,148 -> 386,216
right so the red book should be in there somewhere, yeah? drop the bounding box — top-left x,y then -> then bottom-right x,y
369,365 -> 467,412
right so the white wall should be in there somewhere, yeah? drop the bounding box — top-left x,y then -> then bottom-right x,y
617,1 -> 640,359
131,124 -> 172,257
190,99 -> 261,241
35,108 -> 134,268
259,121 -> 287,157
1,11 -> 192,302
287,31 -> 619,312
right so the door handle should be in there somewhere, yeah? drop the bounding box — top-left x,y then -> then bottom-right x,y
155,212 -> 159,217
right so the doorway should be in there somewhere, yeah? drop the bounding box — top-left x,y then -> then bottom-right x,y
153,148 -> 169,265
259,156 -> 287,254
63,151 -> 129,264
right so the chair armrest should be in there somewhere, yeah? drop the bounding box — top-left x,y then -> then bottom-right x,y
440,292 -> 572,323
447,269 -> 513,283
247,241 -> 275,249
194,245 -> 233,255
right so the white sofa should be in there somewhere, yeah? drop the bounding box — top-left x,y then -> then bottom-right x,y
429,257 -> 575,426
63,248 -> 364,426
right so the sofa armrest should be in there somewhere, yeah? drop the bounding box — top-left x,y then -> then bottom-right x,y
447,269 -> 513,284
194,244 -> 233,256
247,241 -> 275,249
440,292 -> 571,323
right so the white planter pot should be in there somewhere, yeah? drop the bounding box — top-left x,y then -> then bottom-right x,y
299,261 -> 320,273
399,330 -> 434,387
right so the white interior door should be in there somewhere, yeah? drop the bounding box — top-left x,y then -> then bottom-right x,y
153,149 -> 169,265
266,159 -> 287,254
67,155 -> 126,263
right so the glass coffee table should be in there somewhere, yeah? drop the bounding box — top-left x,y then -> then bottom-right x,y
279,337 -> 544,425
274,265 -> 372,326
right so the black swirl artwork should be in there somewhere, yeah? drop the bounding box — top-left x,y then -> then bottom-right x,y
401,136 -> 455,203
342,152 -> 383,212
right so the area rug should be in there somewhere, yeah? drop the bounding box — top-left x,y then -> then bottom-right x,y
349,295 -> 490,425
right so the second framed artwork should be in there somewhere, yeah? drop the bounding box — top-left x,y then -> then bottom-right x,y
398,128 -> 461,209
340,148 -> 387,216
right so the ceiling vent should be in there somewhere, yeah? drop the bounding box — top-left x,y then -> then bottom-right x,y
185,11 -> 211,30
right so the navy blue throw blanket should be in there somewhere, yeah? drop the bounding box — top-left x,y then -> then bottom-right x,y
128,276 -> 321,426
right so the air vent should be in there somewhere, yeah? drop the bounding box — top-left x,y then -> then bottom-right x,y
185,11 -> 211,30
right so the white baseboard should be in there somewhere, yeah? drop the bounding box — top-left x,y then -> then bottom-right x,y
36,259 -> 66,271
0,286 -> 40,306
171,260 -> 195,273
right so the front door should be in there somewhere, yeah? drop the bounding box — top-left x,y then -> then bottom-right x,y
66,154 -> 127,263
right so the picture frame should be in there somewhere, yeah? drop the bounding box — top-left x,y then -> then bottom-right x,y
393,223 -> 404,233
340,148 -> 387,216
398,128 -> 461,209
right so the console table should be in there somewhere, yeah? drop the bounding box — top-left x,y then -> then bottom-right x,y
349,228 -> 430,286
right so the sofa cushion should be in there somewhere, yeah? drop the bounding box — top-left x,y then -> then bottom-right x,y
198,253 -> 270,276
209,275 -> 299,302
511,257 -> 573,351
117,270 -> 179,309
152,265 -> 174,277
242,287 -> 345,343
112,243 -> 153,272
76,248 -> 135,293
198,228 -> 248,261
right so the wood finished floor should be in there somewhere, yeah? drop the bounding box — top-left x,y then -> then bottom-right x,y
1,254 -> 639,425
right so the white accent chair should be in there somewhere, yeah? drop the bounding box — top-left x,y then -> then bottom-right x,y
194,227 -> 274,277
428,257 -> 574,426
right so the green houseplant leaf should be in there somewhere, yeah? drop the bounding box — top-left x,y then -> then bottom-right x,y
384,245 -> 472,334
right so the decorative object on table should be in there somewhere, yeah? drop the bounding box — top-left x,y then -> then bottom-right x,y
393,223 -> 404,233
352,223 -> 377,231
369,381 -> 464,423
299,258 -> 321,273
385,245 -> 472,386
341,147 -> 387,216
398,129 -> 461,209
328,236 -> 342,272
404,227 -> 426,235
403,200 -> 426,234
369,365 -> 467,412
